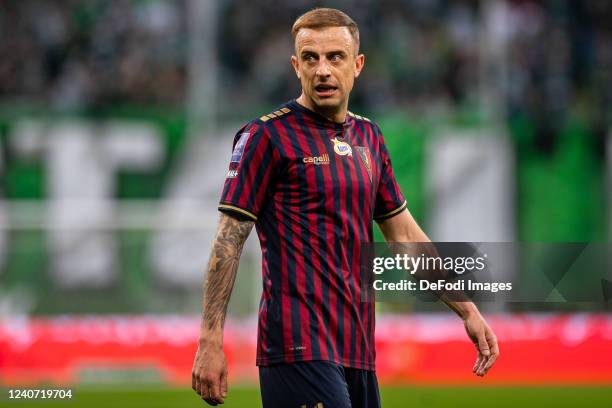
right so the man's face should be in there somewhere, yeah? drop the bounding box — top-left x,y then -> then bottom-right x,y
291,26 -> 364,114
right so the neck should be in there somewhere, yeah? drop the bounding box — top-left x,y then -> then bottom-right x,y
296,94 -> 347,123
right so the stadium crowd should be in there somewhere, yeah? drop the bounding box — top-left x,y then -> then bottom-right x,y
0,0 -> 187,110
0,0 -> 610,136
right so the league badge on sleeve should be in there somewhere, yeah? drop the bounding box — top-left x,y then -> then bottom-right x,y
231,131 -> 251,163
331,137 -> 353,157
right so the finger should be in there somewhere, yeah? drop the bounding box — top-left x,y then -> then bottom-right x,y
488,332 -> 499,355
477,333 -> 491,357
199,378 -> 208,400
482,352 -> 498,375
208,389 -> 220,406
474,352 -> 488,376
195,374 -> 202,397
220,368 -> 228,399
473,352 -> 483,373
476,354 -> 490,376
209,377 -> 223,404
203,386 -> 218,406
482,342 -> 500,375
204,396 -> 218,406
214,378 -> 225,405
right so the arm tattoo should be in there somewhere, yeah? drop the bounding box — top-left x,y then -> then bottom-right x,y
202,214 -> 254,331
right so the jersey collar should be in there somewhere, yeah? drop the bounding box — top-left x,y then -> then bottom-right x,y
288,99 -> 351,130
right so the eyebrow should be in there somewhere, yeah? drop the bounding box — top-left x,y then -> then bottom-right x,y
300,49 -> 348,57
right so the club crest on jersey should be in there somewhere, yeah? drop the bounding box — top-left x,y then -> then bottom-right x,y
355,146 -> 372,182
331,137 -> 352,157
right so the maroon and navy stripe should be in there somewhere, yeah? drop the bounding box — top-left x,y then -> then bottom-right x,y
220,101 -> 405,370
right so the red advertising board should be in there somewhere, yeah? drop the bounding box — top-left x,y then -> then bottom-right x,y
1,314 -> 611,386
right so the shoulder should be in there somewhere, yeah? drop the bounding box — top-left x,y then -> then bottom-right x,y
348,110 -> 383,133
229,105 -> 295,151
347,110 -> 373,124
348,110 -> 384,139
256,106 -> 293,125
234,104 -> 294,139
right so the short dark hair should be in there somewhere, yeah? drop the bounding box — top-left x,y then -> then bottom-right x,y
292,8 -> 360,53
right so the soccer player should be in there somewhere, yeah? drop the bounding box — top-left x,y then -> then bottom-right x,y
192,8 -> 499,407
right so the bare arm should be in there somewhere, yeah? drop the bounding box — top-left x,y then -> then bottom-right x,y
377,209 -> 499,377
201,213 -> 254,336
193,213 -> 254,405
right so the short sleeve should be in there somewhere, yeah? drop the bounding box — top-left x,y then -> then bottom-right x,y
218,123 -> 279,221
373,130 -> 407,222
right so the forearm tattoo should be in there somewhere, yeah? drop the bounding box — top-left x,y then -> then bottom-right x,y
202,214 -> 254,331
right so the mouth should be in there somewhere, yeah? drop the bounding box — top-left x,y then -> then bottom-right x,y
314,84 -> 338,98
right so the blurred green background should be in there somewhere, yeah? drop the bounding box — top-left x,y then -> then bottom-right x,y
0,0 -> 611,406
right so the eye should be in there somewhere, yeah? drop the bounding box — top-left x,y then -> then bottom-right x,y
303,54 -> 316,62
329,53 -> 344,63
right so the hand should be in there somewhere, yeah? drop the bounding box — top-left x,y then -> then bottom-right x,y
192,340 -> 228,405
463,312 -> 499,377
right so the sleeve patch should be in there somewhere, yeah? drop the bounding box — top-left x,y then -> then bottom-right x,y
231,131 -> 251,163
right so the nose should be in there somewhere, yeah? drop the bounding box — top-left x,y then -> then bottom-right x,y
315,59 -> 332,77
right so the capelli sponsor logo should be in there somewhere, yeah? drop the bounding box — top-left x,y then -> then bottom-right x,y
302,154 -> 330,165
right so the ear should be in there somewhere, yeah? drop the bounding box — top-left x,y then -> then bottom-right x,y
354,54 -> 365,78
291,55 -> 300,79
